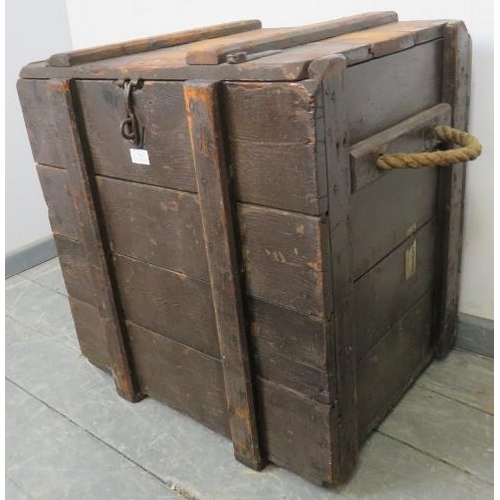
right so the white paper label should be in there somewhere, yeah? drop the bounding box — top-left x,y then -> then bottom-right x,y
130,148 -> 150,165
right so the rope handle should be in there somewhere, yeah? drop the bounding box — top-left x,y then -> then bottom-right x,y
376,125 -> 482,170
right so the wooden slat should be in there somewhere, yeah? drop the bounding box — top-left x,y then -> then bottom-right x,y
435,21 -> 471,357
127,321 -> 230,437
186,12 -> 397,64
36,164 -> 79,240
49,20 -> 262,66
309,55 -> 358,484
357,292 -> 434,440
354,219 -> 437,361
350,104 -> 451,192
183,80 -> 263,469
44,79 -> 141,402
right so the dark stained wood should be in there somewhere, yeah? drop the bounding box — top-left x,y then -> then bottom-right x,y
357,292 -> 434,440
69,297 -> 110,372
351,166 -> 438,278
96,175 -> 208,279
17,80 -> 70,168
435,21 -> 471,357
184,80 -> 263,469
76,80 -> 196,192
36,164 -> 79,240
54,235 -> 96,305
113,253 -> 219,358
45,79 -> 141,402
346,39 -> 443,144
239,204 -> 328,317
186,12 -> 397,64
49,20 -> 262,66
309,55 -> 358,483
258,378 -> 334,485
354,219 -> 437,361
350,104 -> 451,192
128,321 -> 230,437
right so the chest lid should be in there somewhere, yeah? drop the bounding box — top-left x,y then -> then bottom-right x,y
21,12 -> 448,81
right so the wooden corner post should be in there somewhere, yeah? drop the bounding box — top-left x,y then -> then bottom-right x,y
436,21 -> 472,357
183,80 -> 264,470
308,56 -> 358,483
47,79 -> 142,402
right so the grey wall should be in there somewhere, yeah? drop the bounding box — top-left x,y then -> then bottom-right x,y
6,0 -> 72,253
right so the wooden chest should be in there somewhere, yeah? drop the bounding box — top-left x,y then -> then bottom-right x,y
18,12 -> 473,485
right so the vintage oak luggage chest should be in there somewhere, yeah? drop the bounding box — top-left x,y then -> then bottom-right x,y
18,12 -> 477,485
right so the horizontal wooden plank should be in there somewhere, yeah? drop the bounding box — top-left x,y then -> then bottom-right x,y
54,235 -> 96,305
68,297 -> 110,372
354,219 -> 437,361
76,80 -> 197,192
17,80 -> 70,168
113,252 -> 219,358
239,203 -> 328,317
127,321 -> 230,437
37,164 -> 79,240
346,39 -> 443,144
351,166 -> 438,278
96,176 -> 208,280
258,378 -> 334,485
350,104 -> 451,192
357,292 -> 434,440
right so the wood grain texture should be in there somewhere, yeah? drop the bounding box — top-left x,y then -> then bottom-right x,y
68,297 -> 110,372
17,79 -> 70,168
186,12 -> 398,64
346,39 -> 443,144
36,164 -> 79,240
128,321 -> 230,437
308,55 -> 358,483
354,219 -> 437,361
96,175 -> 208,280
54,235 -> 96,305
435,21 -> 471,357
184,80 -> 263,469
258,378 -> 334,485
357,292 -> 434,440
351,166 -> 438,278
49,20 -> 262,66
350,104 -> 451,192
76,80 -> 196,192
45,79 -> 140,402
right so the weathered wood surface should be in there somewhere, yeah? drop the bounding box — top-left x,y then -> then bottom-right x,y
309,55 -> 358,483
435,21 -> 471,357
20,20 -> 448,82
346,39 -> 443,144
54,235 -> 96,305
354,219 -> 437,361
186,12 -> 397,64
350,103 -> 451,192
41,79 -> 141,402
258,378 -> 334,485
127,321 -> 230,437
68,297 -> 110,372
357,291 -> 434,440
184,80 -> 263,469
49,20 -> 262,66
36,164 -> 79,240
96,175 -> 208,279
351,166 -> 438,278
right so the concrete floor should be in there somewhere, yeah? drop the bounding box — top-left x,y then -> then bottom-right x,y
6,258 -> 494,500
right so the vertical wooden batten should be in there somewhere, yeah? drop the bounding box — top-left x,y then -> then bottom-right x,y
308,55 -> 358,483
435,21 -> 472,357
183,80 -> 264,470
46,79 -> 142,402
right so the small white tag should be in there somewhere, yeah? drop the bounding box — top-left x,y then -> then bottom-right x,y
130,148 -> 150,165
